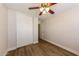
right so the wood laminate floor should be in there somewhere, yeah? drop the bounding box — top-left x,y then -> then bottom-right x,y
6,39 -> 77,56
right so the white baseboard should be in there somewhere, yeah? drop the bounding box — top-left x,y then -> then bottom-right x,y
8,47 -> 16,51
33,41 -> 38,44
42,39 -> 79,56
6,41 -> 38,55
3,50 -> 8,56
3,47 -> 16,56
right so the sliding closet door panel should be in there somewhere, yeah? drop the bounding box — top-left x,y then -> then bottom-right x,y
16,12 -> 33,47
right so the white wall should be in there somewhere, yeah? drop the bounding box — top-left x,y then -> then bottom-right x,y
40,5 -> 79,55
8,9 -> 17,51
0,4 -> 8,55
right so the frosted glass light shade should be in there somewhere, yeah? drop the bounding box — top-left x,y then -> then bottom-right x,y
45,7 -> 49,12
43,10 -> 46,14
40,7 -> 44,12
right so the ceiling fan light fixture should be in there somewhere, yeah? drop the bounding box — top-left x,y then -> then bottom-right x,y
40,7 -> 44,12
45,7 -> 50,12
43,10 -> 46,14
29,3 -> 56,15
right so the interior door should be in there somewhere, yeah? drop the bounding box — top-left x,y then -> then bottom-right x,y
16,12 -> 33,48
38,24 -> 40,41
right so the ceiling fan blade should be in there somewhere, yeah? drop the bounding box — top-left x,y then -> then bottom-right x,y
39,12 -> 42,16
48,9 -> 54,14
29,7 -> 40,9
48,3 -> 56,6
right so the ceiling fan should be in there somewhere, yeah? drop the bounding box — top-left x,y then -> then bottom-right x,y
29,3 -> 56,16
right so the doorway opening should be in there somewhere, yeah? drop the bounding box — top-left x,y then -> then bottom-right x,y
38,24 -> 40,41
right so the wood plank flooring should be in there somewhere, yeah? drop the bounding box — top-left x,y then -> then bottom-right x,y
6,39 -> 77,56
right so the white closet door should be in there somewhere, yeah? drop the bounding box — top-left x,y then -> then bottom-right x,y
16,12 -> 33,47
8,9 -> 17,50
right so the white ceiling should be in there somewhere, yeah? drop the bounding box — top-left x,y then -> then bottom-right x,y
4,3 -> 40,16
4,3 -> 79,20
